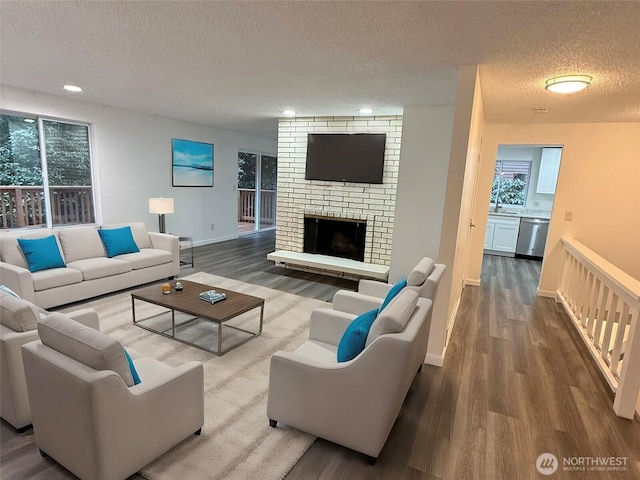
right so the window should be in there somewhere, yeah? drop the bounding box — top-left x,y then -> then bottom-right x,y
0,113 -> 96,229
491,160 -> 531,207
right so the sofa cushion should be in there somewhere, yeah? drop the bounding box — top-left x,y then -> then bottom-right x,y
58,226 -> 106,263
337,308 -> 379,362
115,249 -> 172,269
0,229 -> 57,269
379,278 -> 407,312
101,222 -> 152,249
32,267 -> 83,291
98,226 -> 140,258
0,289 -> 39,332
38,313 -> 135,387
365,290 -> 418,347
407,257 -> 435,287
16,235 -> 66,273
66,257 -> 132,281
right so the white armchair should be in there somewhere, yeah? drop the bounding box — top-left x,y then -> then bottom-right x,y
22,314 -> 204,480
267,291 -> 433,464
332,257 -> 446,315
0,289 -> 99,430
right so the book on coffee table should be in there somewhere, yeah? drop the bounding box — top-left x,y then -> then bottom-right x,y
199,290 -> 227,304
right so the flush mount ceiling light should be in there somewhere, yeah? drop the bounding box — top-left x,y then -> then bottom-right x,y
63,84 -> 83,93
544,75 -> 592,94
282,109 -> 296,117
358,108 -> 373,115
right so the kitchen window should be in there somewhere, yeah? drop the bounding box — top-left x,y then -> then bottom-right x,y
491,160 -> 531,207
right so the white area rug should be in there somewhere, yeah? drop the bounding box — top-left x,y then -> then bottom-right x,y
62,272 -> 328,480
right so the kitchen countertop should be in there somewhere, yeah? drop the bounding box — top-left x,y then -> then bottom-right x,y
488,208 -> 551,220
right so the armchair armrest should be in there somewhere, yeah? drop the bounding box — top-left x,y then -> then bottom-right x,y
66,309 -> 100,330
332,291 -> 383,316
309,308 -> 356,345
0,262 -> 35,303
92,360 -> 204,473
358,279 -> 393,298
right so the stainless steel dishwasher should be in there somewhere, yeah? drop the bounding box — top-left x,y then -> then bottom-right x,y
516,217 -> 550,258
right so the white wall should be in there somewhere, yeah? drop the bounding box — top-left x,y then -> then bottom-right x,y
1,86 -> 276,244
390,66 -> 483,365
468,122 -> 640,294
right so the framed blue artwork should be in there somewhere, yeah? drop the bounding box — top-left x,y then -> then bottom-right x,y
172,138 -> 214,187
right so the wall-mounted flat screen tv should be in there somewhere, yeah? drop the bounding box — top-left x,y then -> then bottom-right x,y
305,133 -> 386,184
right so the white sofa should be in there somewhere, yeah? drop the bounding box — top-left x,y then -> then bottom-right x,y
0,289 -> 100,430
332,257 -> 446,316
22,314 -> 204,480
267,290 -> 433,464
0,222 -> 179,308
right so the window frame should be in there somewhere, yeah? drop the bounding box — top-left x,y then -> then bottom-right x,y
0,110 -> 99,230
491,159 -> 532,208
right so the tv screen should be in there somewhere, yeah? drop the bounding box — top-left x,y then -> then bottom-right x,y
305,133 -> 386,184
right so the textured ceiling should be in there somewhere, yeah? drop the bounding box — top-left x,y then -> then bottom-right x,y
2,1 -> 640,139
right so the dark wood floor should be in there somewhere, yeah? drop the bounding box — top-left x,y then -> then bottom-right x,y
2,231 -> 639,479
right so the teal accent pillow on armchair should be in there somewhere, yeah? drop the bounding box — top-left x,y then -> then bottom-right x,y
337,308 -> 379,362
379,278 -> 407,312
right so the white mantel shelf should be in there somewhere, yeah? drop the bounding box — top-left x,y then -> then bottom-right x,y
267,250 -> 390,281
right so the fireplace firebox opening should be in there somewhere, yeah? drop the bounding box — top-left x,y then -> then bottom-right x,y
303,216 -> 366,262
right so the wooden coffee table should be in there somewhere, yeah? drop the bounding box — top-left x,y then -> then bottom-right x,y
131,280 -> 264,355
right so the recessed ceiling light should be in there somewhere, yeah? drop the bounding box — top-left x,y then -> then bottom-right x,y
544,75 -> 592,94
23,118 -> 36,123
358,108 -> 373,115
282,109 -> 296,117
63,84 -> 83,93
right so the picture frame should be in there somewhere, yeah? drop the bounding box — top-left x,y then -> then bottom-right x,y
172,138 -> 214,187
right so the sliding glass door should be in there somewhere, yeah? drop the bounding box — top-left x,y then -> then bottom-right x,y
237,152 -> 276,234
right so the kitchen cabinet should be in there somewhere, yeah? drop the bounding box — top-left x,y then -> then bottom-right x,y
485,215 -> 521,255
536,147 -> 562,194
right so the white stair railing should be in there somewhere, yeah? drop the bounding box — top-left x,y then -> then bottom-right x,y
557,236 -> 640,420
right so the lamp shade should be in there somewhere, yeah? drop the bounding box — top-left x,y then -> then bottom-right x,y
149,198 -> 174,214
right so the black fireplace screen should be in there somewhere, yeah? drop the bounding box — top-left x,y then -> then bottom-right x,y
303,216 -> 366,262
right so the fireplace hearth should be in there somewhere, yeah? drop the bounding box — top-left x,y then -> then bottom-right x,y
303,216 -> 366,262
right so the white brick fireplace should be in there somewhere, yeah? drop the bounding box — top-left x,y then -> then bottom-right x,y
272,115 -> 402,277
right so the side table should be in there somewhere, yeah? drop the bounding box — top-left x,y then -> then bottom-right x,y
178,236 -> 194,269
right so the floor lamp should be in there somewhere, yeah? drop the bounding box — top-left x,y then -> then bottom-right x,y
149,197 -> 174,234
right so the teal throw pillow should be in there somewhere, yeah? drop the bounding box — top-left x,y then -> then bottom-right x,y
98,226 -> 140,258
123,348 -> 141,385
17,236 -> 66,273
337,308 -> 379,362
379,278 -> 407,312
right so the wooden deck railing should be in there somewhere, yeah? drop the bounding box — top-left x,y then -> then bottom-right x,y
0,186 -> 95,229
238,189 -> 276,226
557,236 -> 640,419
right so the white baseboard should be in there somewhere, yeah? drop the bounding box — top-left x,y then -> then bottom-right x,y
464,278 -> 481,286
425,353 -> 444,367
193,233 -> 239,247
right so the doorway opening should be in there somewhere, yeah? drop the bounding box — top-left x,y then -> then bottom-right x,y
237,152 -> 277,234
483,145 -> 562,283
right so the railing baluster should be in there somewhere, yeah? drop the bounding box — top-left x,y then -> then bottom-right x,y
557,236 -> 640,419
